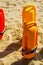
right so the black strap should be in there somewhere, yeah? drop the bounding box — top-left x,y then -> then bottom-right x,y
0,32 -> 4,35
0,30 -> 5,35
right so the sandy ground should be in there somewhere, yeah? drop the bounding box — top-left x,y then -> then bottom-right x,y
0,0 -> 43,65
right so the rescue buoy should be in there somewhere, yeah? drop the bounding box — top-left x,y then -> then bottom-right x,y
0,9 -> 5,39
22,4 -> 38,59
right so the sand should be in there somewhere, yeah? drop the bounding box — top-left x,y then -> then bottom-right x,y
0,0 -> 43,65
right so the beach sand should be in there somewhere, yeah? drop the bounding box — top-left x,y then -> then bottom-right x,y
0,0 -> 43,65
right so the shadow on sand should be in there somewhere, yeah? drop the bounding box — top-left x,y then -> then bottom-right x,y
11,48 -> 43,65
0,38 -> 43,65
11,58 -> 33,65
34,48 -> 43,61
0,39 -> 22,58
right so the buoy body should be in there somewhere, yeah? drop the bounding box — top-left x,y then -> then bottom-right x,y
0,9 -> 5,39
22,4 -> 38,59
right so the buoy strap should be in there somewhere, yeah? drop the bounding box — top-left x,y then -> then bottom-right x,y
0,28 -> 5,35
22,47 -> 37,54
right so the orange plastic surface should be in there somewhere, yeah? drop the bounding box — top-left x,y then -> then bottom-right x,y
22,4 -> 38,59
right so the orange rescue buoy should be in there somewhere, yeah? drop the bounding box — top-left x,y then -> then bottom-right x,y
22,4 -> 38,59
